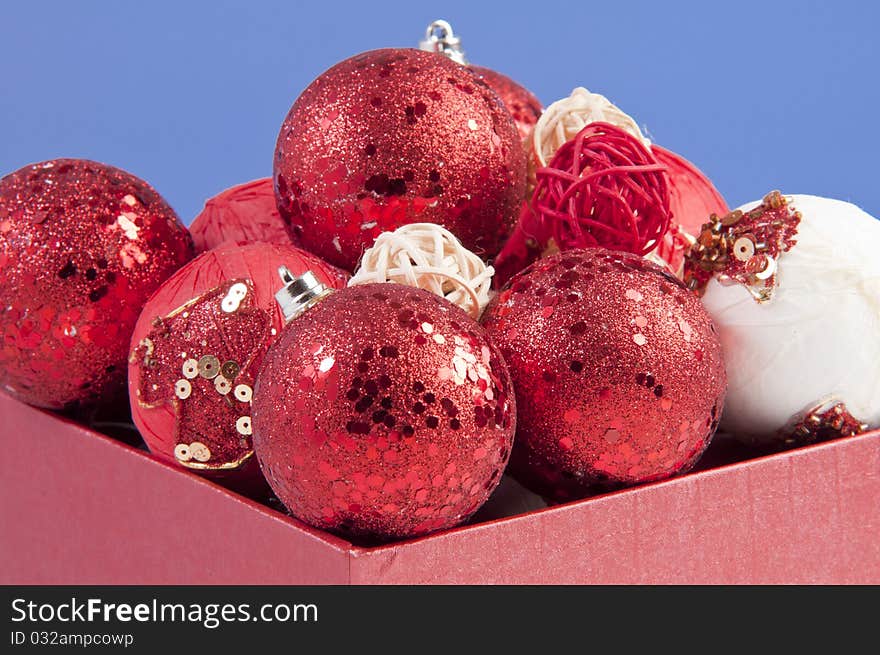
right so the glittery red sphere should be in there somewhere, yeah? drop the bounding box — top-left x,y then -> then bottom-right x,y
0,159 -> 193,410
481,248 -> 726,501
274,48 -> 527,272
128,242 -> 347,491
190,178 -> 296,254
252,283 -> 516,540
471,65 -> 542,140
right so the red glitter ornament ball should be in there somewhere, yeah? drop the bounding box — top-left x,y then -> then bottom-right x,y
274,48 -> 527,272
493,122 -> 672,287
0,159 -> 193,409
252,283 -> 516,540
190,178 -> 295,254
471,65 -> 542,140
481,248 -> 726,501
128,242 -> 347,491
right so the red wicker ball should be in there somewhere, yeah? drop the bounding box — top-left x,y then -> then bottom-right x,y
533,122 -> 671,255
493,122 -> 672,286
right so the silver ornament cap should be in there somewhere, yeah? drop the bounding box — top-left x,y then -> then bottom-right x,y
274,267 -> 332,322
418,19 -> 467,65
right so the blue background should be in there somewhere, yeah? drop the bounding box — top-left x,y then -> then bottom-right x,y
1,0 -> 877,224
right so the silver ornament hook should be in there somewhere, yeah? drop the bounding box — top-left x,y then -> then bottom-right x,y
274,267 -> 332,323
418,19 -> 467,65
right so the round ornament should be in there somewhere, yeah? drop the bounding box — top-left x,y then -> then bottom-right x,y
190,178 -> 294,254
273,47 -> 527,271
252,280 -> 516,540
417,20 -> 542,141
653,145 -> 728,238
128,242 -> 347,490
0,158 -> 193,409
493,122 -> 672,287
514,87 -> 727,279
471,66 -> 542,141
482,248 -> 726,501
685,192 -> 880,446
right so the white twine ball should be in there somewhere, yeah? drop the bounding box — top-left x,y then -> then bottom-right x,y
348,223 -> 494,319
531,87 -> 650,168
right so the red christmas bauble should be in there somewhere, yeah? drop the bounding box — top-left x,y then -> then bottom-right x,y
653,145 -> 729,236
190,178 -> 295,254
252,283 -> 516,539
128,242 -> 347,491
481,248 -> 726,501
0,159 -> 193,409
274,48 -> 527,272
471,65 -> 542,140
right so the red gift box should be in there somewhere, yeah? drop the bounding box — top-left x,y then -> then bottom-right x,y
2,391 -> 878,584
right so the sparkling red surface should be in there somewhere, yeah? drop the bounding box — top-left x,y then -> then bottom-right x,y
273,48 -> 527,272
482,248 -> 726,501
0,159 -> 193,409
252,283 -> 516,540
493,122 -> 671,287
128,242 -> 347,488
470,65 -> 542,140
190,178 -> 295,254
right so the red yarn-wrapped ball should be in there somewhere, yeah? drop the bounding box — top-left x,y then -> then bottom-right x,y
481,248 -> 726,501
653,145 -> 729,236
0,159 -> 193,409
252,283 -> 516,540
471,65 -> 542,140
128,243 -> 347,492
274,48 -> 527,272
190,178 -> 295,254
493,122 -> 672,287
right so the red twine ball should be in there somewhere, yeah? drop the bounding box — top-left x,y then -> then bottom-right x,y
533,121 -> 671,255
493,122 -> 672,287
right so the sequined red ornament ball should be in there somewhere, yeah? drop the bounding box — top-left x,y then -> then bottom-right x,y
190,178 -> 294,254
471,66 -> 542,140
274,48 -> 527,272
128,242 -> 347,492
0,159 -> 193,409
481,248 -> 726,501
252,281 -> 516,540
